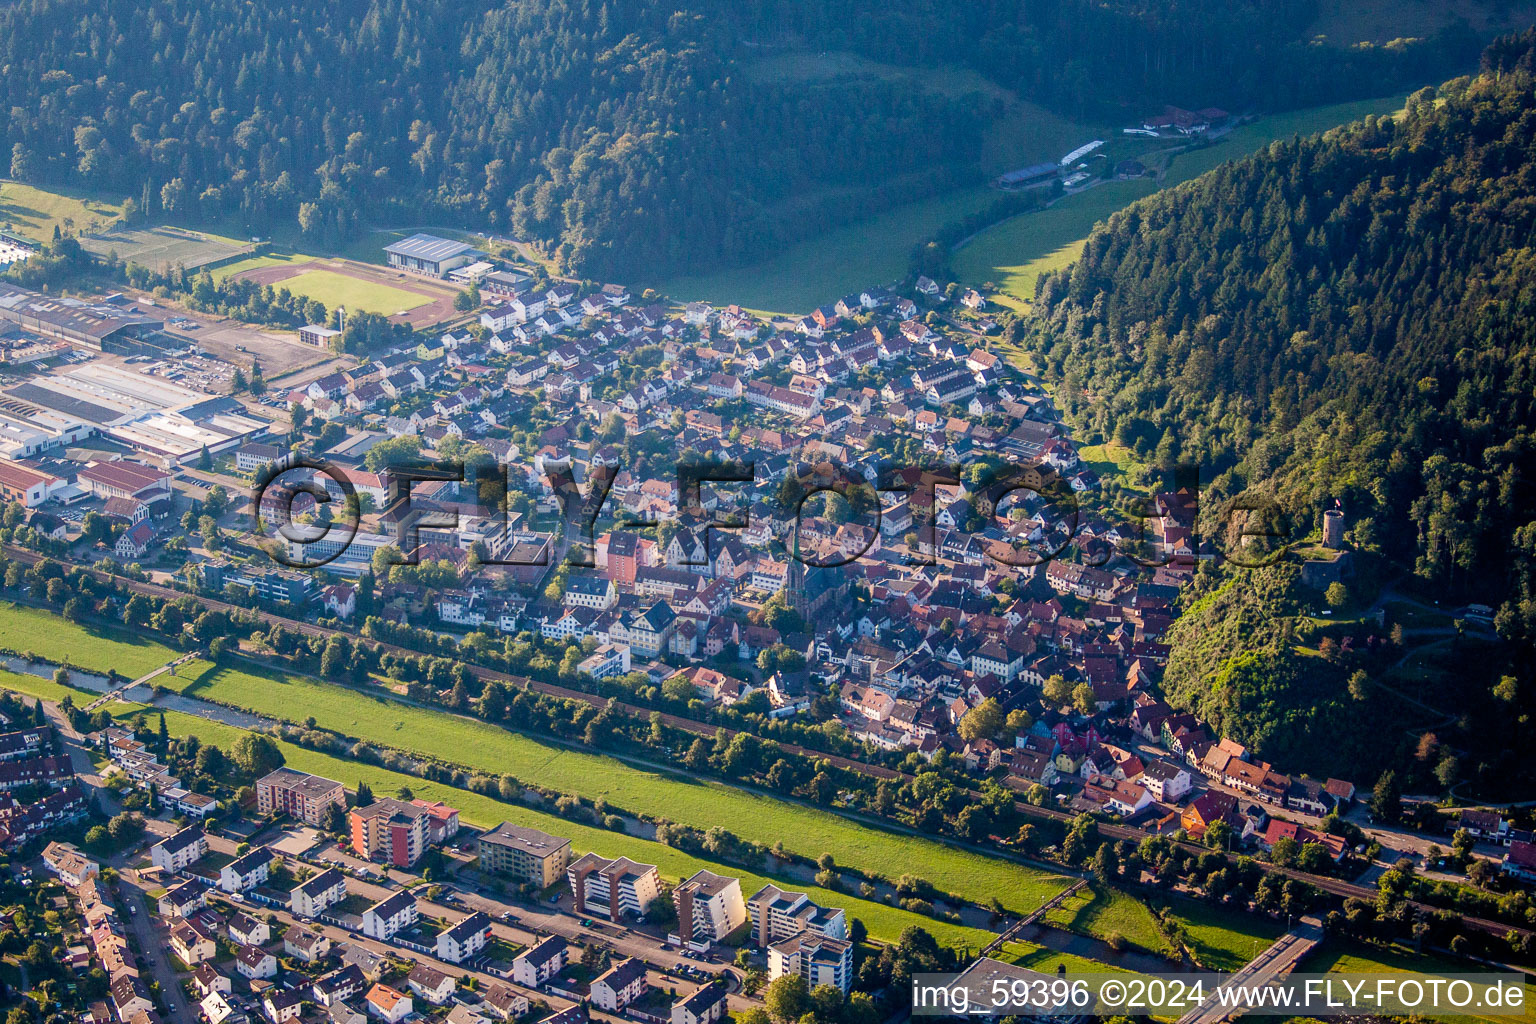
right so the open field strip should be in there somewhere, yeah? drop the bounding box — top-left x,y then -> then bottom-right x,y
0,180 -> 125,241
954,92 -> 1414,306
0,603 -> 1072,917
1309,938 -> 1536,1024
1042,881 -> 1171,956
0,601 -> 181,677
178,659 -> 1074,913
0,664 -> 991,950
1163,900 -> 1283,971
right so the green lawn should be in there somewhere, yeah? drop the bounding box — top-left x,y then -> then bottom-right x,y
177,658 -> 1071,914
996,939 -> 1147,979
0,604 -> 1071,921
1043,882 -> 1172,956
275,269 -> 431,315
1165,900 -> 1284,972
211,250 -> 317,282
954,93 -> 1413,306
1076,442 -> 1149,486
0,660 -> 991,949
661,185 -> 998,315
1310,938 -> 1536,1024
0,180 -> 125,242
0,602 -> 181,677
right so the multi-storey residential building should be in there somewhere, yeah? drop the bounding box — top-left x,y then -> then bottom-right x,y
150,825 -> 206,873
768,932 -> 853,994
437,912 -> 492,964
350,798 -> 430,868
256,767 -> 346,825
362,890 -> 419,941
42,841 -> 98,886
290,867 -> 348,917
478,823 -> 571,887
745,885 -> 848,947
410,799 -> 461,844
672,983 -> 728,1024
219,847 -> 272,893
590,958 -> 649,1011
672,870 -> 747,946
1138,759 -> 1193,803
512,935 -> 567,988
568,854 -> 661,922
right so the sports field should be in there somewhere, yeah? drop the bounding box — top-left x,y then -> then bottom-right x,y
274,269 -> 431,315
0,180 -> 124,242
954,92 -> 1414,306
79,225 -> 254,272
0,604 -> 1072,915
211,250 -> 317,282
0,663 -> 990,949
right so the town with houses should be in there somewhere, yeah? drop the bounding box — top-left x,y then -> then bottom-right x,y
0,215 -> 1525,1024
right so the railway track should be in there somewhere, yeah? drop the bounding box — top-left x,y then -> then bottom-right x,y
8,545 -> 1527,940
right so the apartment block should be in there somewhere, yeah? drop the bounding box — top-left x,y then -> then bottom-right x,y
479,823 -> 571,887
768,932 -> 853,994
745,885 -> 848,947
568,853 -> 661,922
362,890 -> 419,941
290,867 -> 347,917
256,767 -> 346,826
672,870 -> 747,946
350,798 -> 430,868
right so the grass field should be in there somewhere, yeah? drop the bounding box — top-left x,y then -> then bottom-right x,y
0,604 -> 1071,916
1043,882 -> 1171,956
660,49 -> 1109,315
275,269 -> 431,315
0,180 -> 124,242
1076,442 -> 1150,486
661,184 -> 998,316
175,658 -> 1071,913
211,250 -> 318,282
78,225 -> 253,272
0,602 -> 182,677
954,93 -> 1414,306
1165,900 -> 1284,972
0,664 -> 991,950
1310,938 -> 1536,1024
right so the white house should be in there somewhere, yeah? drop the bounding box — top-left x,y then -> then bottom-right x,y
436,911 -> 491,964
150,826 -> 206,873
590,958 -> 649,1011
362,890 -> 418,941
219,847 -> 272,893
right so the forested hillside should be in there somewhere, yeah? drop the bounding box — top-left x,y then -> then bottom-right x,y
0,0 -> 1481,279
1020,33 -> 1536,782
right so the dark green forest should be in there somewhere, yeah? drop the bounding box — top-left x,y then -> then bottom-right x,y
0,0 -> 1481,280
1020,33 -> 1536,788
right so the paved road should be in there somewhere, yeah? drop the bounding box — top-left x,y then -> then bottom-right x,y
1176,919 -> 1323,1024
117,869 -> 197,1023
201,831 -> 748,1010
